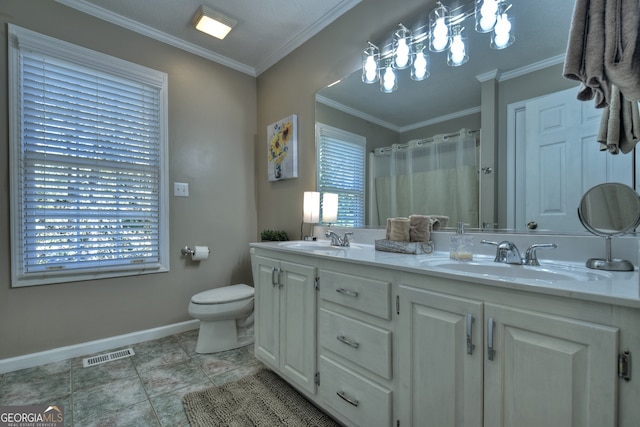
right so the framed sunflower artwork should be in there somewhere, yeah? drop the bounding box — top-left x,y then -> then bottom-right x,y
267,114 -> 298,181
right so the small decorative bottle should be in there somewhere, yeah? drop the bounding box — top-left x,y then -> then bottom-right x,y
450,222 -> 473,261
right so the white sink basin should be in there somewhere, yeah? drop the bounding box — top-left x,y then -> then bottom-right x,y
420,258 -> 612,283
277,241 -> 366,253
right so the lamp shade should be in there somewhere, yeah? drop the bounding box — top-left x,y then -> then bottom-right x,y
303,191 -> 320,223
323,193 -> 339,224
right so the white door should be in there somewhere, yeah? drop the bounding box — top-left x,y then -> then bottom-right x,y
397,285 -> 484,427
483,303 -> 618,427
519,88 -> 633,232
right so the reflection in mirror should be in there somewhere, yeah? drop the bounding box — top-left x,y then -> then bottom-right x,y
315,0 -> 618,232
578,183 -> 640,271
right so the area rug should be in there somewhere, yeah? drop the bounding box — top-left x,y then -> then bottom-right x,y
182,369 -> 341,427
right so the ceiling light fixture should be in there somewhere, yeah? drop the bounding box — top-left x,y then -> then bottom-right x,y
193,6 -> 237,40
361,0 -> 514,93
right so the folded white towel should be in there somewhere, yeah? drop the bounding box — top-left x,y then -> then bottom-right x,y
388,217 -> 410,242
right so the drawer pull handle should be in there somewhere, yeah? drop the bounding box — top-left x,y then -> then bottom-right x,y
336,288 -> 358,297
271,266 -> 278,287
337,390 -> 359,407
337,335 -> 359,348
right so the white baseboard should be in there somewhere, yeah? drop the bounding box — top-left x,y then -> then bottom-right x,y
0,319 -> 200,374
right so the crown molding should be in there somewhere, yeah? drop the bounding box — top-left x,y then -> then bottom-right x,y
54,0 -> 257,76
316,94 -> 400,132
399,107 -> 482,132
499,54 -> 565,81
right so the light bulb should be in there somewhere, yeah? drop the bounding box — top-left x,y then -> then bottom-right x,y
479,15 -> 497,31
382,66 -> 396,92
395,38 -> 410,68
450,34 -> 466,65
480,0 -> 498,20
493,13 -> 511,48
434,17 -> 449,39
413,53 -> 427,79
364,55 -> 377,82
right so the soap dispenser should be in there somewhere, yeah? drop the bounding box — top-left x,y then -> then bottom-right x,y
450,222 -> 473,261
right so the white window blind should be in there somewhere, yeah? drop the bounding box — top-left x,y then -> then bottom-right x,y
9,25 -> 169,287
316,123 -> 366,227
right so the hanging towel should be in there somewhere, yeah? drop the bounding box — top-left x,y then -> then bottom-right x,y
603,0 -> 640,102
563,0 -> 610,108
597,84 -> 640,154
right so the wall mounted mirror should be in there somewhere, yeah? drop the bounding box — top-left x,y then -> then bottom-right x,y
315,0 -> 640,233
578,183 -> 640,271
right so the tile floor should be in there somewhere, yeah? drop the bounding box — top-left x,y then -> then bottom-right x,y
0,329 -> 264,426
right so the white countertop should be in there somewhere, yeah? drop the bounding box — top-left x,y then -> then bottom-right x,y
250,240 -> 640,309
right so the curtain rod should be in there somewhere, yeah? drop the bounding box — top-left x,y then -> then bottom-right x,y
372,128 -> 480,155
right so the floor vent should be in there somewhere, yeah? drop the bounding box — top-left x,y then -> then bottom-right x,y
82,348 -> 135,368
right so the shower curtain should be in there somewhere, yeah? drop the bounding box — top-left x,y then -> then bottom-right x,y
374,129 -> 479,227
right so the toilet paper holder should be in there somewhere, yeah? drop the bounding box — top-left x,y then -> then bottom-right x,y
181,246 -> 210,256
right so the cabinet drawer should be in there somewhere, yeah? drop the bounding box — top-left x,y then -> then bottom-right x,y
319,308 -> 392,379
319,269 -> 391,319
319,355 -> 392,427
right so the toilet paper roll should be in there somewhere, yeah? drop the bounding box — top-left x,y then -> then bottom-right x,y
191,245 -> 210,261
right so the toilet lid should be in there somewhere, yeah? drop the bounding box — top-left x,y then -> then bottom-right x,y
191,284 -> 254,304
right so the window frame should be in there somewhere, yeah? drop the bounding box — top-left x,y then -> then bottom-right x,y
8,24 -> 170,287
315,122 -> 366,228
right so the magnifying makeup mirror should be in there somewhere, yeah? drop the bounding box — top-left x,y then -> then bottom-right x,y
577,183 -> 640,271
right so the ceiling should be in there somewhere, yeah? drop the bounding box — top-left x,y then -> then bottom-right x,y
55,0 -> 362,76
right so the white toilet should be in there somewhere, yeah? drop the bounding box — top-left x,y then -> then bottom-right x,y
188,284 -> 255,354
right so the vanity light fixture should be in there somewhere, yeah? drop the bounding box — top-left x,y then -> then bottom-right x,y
193,6 -> 237,40
361,0 -> 514,92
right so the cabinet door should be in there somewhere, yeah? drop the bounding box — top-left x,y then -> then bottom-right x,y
397,285 -> 484,427
280,260 -> 317,394
484,303 -> 619,427
253,255 -> 281,370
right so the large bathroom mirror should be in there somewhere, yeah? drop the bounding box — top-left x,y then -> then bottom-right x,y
315,0 -> 638,232
578,183 -> 640,270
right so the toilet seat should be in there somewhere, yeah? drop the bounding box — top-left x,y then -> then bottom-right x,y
191,284 -> 254,305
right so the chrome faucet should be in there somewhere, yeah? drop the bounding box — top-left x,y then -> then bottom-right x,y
481,240 -> 557,266
325,231 -> 353,247
482,240 -> 523,264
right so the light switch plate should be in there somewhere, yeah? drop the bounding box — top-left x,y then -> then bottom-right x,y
174,182 -> 189,197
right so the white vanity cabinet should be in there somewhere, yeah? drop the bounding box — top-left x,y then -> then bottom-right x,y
397,282 -> 619,427
316,265 -> 394,427
251,251 -> 317,394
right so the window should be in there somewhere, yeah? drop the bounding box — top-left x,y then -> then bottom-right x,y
316,123 -> 366,227
8,25 -> 169,287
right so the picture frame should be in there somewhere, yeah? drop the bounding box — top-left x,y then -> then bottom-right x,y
267,114 -> 298,181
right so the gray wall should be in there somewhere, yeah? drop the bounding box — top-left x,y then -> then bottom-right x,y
0,1 -> 257,358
